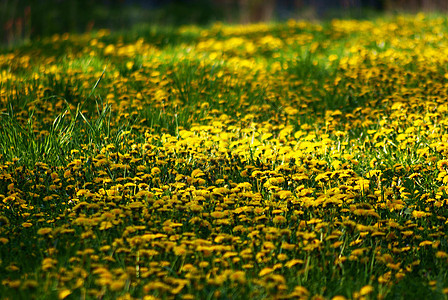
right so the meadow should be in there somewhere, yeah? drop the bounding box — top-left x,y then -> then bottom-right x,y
1,13 -> 448,299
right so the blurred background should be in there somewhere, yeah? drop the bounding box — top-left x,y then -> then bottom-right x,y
2,0 -> 448,46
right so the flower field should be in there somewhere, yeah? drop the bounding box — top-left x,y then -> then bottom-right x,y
2,13 -> 448,299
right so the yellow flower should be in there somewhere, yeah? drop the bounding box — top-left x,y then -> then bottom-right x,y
285,259 -> 304,268
412,210 -> 428,218
359,285 -> 374,296
8,280 -> 21,288
37,228 -> 52,235
436,251 -> 448,258
437,159 -> 448,171
331,296 -> 347,300
210,211 -> 227,219
229,271 -> 246,284
109,280 -> 125,291
419,241 -> 433,247
291,286 -> 309,297
151,167 -> 161,175
58,289 -> 71,299
277,253 -> 288,261
258,267 -> 274,277
191,168 -> 205,178
273,215 -> 287,224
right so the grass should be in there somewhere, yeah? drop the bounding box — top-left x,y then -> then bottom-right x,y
1,13 -> 448,299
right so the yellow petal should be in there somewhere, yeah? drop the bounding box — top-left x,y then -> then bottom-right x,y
258,267 -> 274,277
59,289 -> 71,300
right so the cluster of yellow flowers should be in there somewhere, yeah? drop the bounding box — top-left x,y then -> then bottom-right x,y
1,13 -> 448,299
